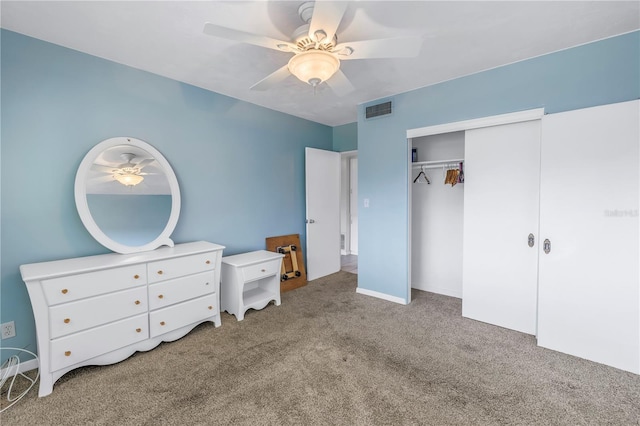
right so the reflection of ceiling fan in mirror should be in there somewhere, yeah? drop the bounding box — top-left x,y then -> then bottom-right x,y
203,1 -> 423,95
92,153 -> 155,187
111,153 -> 153,187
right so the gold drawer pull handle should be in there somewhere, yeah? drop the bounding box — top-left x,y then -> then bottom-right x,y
136,328 -> 142,333
158,294 -> 164,299
134,274 -> 140,279
160,321 -> 166,326
64,318 -> 71,324
64,351 -> 71,357
135,300 -> 141,305
61,289 -> 68,294
208,306 -> 213,310
205,260 -> 211,265
157,270 -> 164,275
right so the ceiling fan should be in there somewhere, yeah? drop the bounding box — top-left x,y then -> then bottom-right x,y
203,1 -> 423,95
91,153 -> 155,187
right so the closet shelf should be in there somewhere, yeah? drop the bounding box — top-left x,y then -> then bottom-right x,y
412,159 -> 464,169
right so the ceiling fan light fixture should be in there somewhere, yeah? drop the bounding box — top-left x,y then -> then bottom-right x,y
115,173 -> 144,187
308,77 -> 321,87
288,50 -> 339,87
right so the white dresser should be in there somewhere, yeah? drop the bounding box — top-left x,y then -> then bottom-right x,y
221,250 -> 284,321
20,241 -> 224,397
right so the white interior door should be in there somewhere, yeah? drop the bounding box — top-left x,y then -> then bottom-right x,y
305,147 -> 341,281
349,157 -> 358,255
462,119 -> 541,335
537,100 -> 639,374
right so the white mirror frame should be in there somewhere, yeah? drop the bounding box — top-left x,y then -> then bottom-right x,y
75,137 -> 181,254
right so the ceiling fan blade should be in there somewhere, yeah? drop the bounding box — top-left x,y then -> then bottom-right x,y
91,164 -> 117,174
334,36 -> 423,60
250,65 -> 292,91
203,22 -> 297,52
325,69 -> 355,97
88,175 -> 116,184
136,158 -> 154,170
308,1 -> 347,44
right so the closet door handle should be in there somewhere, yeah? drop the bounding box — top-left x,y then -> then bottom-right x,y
543,239 -> 551,254
528,233 -> 535,248
306,219 -> 315,224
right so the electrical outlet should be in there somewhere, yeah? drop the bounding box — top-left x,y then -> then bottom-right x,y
1,321 -> 16,339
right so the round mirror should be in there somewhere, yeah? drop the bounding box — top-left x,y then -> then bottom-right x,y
75,137 -> 181,254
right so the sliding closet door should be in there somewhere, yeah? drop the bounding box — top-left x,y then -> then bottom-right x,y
537,100 -> 639,374
462,120 -> 541,335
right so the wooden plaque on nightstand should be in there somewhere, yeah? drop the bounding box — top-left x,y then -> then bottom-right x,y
266,234 -> 307,292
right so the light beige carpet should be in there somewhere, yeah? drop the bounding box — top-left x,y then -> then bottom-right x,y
2,271 -> 639,425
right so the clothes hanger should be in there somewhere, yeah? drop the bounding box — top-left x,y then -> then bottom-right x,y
445,164 -> 460,186
413,165 -> 431,184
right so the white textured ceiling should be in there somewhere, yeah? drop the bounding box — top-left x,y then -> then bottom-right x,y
2,1 -> 639,126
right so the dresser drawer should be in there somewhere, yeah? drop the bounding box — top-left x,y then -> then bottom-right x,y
148,252 -> 217,284
49,287 -> 148,339
149,271 -> 215,310
43,265 -> 147,305
149,294 -> 218,338
242,259 -> 281,283
50,314 -> 148,371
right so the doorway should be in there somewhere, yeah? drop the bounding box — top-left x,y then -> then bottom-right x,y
340,151 -> 358,274
406,108 -> 544,307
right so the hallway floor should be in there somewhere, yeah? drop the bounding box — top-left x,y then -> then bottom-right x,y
341,254 -> 358,274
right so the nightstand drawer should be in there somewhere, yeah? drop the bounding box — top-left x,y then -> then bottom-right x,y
148,271 -> 215,310
50,314 -> 148,371
49,286 -> 148,339
242,259 -> 280,283
148,252 -> 217,283
43,265 -> 147,305
149,294 -> 218,338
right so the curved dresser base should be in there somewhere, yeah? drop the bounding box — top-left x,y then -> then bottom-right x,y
40,318 -> 219,397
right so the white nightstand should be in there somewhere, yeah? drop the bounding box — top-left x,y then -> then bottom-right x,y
220,250 -> 284,321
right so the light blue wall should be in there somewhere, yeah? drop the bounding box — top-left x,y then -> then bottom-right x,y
332,122 -> 357,152
87,194 -> 172,246
357,31 -> 640,302
0,30 -> 332,355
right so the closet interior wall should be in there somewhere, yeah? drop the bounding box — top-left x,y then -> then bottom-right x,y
411,132 -> 464,298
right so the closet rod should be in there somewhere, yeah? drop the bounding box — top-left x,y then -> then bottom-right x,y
412,158 -> 464,168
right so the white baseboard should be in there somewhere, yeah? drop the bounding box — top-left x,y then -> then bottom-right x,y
411,282 -> 462,299
1,358 -> 38,378
356,287 -> 408,305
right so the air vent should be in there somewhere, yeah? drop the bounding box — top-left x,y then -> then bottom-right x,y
366,101 -> 392,119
